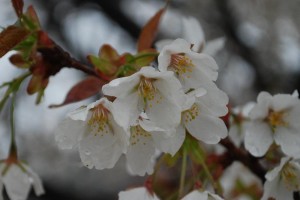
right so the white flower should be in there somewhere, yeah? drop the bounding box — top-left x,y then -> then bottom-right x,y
157,39 -> 228,114
0,162 -> 44,200
102,66 -> 185,130
244,91 -> 300,157
228,102 -> 255,147
177,88 -> 228,144
55,97 -> 128,170
118,187 -> 159,200
262,157 -> 300,200
181,190 -> 224,200
126,114 -> 182,176
158,38 -> 219,92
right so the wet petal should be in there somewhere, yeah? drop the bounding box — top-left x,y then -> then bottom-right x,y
54,118 -> 86,150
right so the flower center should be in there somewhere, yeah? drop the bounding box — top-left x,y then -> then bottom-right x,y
130,125 -> 151,146
184,104 -> 199,123
170,53 -> 194,78
87,104 -> 111,135
138,77 -> 157,101
281,162 -> 300,191
266,109 -> 288,130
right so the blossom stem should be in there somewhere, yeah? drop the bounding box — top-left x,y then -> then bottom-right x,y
178,147 -> 188,199
9,92 -> 18,159
194,145 -> 223,196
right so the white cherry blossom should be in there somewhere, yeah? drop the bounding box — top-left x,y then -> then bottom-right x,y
102,66 -> 185,130
118,187 -> 159,200
244,91 -> 300,157
262,157 -> 300,200
55,97 -> 128,170
177,88 -> 228,145
0,162 -> 44,200
181,190 -> 224,200
158,38 -> 219,92
157,39 -> 228,114
126,114 -> 183,176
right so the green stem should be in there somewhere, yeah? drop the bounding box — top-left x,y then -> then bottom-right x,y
178,147 -> 188,199
194,146 -> 223,195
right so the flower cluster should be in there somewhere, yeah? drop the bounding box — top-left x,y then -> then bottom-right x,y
55,38 -> 228,176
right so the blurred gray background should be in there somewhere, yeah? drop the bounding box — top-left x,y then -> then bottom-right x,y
0,0 -> 300,199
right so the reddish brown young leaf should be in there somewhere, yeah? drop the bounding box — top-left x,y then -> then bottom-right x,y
9,53 -> 29,68
0,25 -> 29,58
137,6 -> 166,52
25,5 -> 41,28
49,76 -> 106,108
99,44 -> 120,62
11,0 -> 24,17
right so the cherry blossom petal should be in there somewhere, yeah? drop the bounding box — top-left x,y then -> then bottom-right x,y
102,73 -> 140,98
78,127 -> 119,169
54,118 -> 86,149
126,129 -> 155,176
67,105 -> 89,121
3,165 -> 31,200
182,190 -> 224,200
249,92 -> 272,120
152,125 -> 185,156
261,176 -> 293,200
272,93 -> 299,111
196,83 -> 228,117
146,91 -> 182,130
112,91 -> 140,128
184,105 -> 227,144
188,52 -> 218,80
274,127 -> 300,158
182,17 -> 205,53
244,122 -> 273,157
23,165 -> 44,196
118,187 -> 160,200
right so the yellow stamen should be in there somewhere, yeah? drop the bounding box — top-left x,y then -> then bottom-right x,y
87,104 -> 111,135
184,104 -> 199,123
138,77 -> 156,101
266,109 -> 288,130
130,125 -> 151,146
169,53 -> 194,78
281,162 -> 300,191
